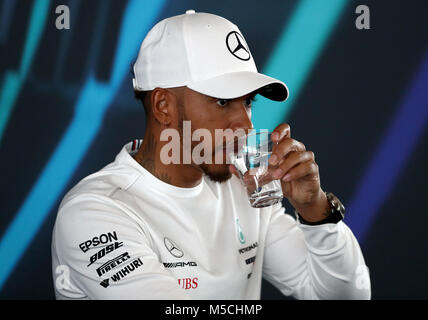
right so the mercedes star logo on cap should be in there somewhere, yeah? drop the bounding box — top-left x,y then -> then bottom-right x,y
226,31 -> 251,61
164,237 -> 184,258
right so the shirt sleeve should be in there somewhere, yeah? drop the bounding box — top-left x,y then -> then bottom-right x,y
262,203 -> 371,300
52,193 -> 190,300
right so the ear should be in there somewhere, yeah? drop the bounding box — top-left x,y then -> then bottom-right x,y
151,88 -> 174,126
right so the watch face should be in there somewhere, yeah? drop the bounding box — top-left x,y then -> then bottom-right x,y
326,192 -> 345,218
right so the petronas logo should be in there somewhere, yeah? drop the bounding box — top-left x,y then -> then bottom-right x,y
236,218 -> 246,244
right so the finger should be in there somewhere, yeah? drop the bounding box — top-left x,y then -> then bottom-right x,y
281,160 -> 319,183
269,137 -> 306,166
229,164 -> 240,178
271,123 -> 291,142
274,151 -> 315,180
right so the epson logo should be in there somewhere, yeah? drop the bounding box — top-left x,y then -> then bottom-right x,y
163,261 -> 197,268
79,231 -> 118,253
96,252 -> 130,277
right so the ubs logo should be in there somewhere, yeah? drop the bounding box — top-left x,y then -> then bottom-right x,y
226,31 -> 251,61
164,237 -> 184,258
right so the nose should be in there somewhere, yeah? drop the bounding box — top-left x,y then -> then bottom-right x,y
229,102 -> 253,133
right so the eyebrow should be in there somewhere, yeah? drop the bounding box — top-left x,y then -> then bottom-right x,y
210,92 -> 257,101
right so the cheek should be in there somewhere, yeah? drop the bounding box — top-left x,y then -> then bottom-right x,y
188,109 -> 227,133
185,113 -> 216,149
183,100 -> 231,146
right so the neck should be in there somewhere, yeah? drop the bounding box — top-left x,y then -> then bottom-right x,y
133,129 -> 203,188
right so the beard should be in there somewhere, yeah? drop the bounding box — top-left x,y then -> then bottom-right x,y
199,163 -> 232,183
177,104 -> 232,183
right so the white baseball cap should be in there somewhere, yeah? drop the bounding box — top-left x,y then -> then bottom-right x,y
133,10 -> 289,102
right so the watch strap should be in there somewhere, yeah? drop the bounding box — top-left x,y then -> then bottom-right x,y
295,192 -> 345,225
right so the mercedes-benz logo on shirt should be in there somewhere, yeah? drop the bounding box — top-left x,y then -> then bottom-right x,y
164,237 -> 184,258
226,31 -> 251,61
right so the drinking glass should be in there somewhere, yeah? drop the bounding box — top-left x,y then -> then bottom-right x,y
228,131 -> 283,208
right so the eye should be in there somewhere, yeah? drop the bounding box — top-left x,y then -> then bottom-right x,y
244,96 -> 257,108
216,99 -> 229,107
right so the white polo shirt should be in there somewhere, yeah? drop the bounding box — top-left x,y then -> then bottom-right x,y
51,140 -> 371,300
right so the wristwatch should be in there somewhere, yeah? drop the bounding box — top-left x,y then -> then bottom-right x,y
295,192 -> 345,225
